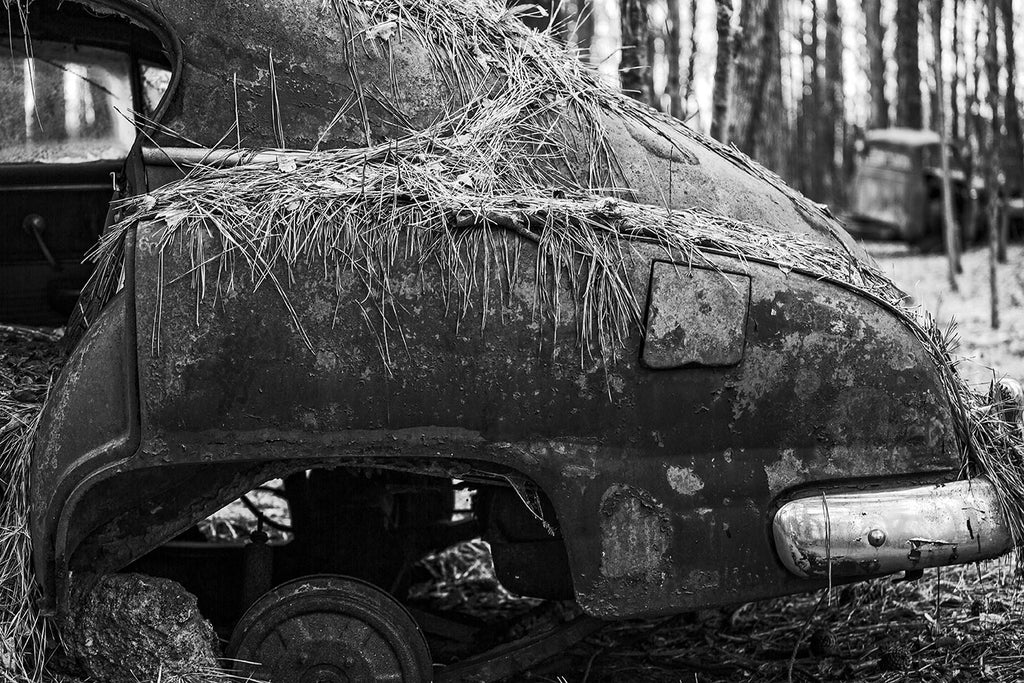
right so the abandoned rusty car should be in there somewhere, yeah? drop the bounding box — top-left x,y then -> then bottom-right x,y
4,0 -> 1020,681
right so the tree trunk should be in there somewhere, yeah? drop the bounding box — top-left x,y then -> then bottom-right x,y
864,0 -> 889,128
931,0 -> 959,287
1000,0 -> 1023,200
710,0 -> 734,142
950,0 -> 961,140
646,13 -> 660,110
666,0 -> 683,117
801,0 -> 824,200
895,0 -> 922,129
573,0 -> 596,61
728,0 -> 785,171
823,0 -> 844,207
985,0 -> 1001,325
964,5 -> 983,247
683,0 -> 699,114
620,0 -> 651,103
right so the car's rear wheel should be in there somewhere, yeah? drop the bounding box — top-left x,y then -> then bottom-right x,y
226,574 -> 433,683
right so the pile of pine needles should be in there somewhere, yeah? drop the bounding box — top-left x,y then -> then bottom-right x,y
547,558 -> 1024,683
416,540 -> 1024,682
0,326 -> 65,683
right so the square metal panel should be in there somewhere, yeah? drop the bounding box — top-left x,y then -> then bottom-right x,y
642,262 -> 750,369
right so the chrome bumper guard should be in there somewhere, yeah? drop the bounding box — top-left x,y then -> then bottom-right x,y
773,478 -> 1013,579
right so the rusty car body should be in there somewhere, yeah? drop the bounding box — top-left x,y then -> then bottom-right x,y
4,1 -> 1017,680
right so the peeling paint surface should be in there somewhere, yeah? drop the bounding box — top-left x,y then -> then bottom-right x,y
643,264 -> 750,369
666,466 -> 704,496
599,485 -> 671,581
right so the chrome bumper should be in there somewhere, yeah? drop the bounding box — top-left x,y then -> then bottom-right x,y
773,478 -> 1013,579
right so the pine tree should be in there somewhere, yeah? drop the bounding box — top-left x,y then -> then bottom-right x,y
728,0 -> 786,171
666,0 -> 683,117
620,0 -> 652,103
985,0 -> 1002,322
683,0 -> 699,111
895,0 -> 922,129
1000,0 -> 1023,199
864,0 -> 889,128
710,0 -> 734,142
931,0 -> 960,285
823,0 -> 844,205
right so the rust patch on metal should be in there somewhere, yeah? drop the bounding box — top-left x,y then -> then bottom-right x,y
666,466 -> 703,496
642,263 -> 750,369
599,484 -> 672,581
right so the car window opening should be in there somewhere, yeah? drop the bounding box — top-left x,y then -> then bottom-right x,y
0,0 -> 175,325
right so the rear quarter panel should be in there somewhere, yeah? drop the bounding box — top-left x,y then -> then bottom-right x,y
125,222 -> 960,616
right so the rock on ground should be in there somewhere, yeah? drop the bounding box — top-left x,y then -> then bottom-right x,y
64,573 -> 222,683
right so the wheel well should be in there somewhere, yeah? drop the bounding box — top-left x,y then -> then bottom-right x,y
68,457 -> 575,628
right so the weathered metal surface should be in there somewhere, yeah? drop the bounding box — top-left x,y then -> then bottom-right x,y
773,478 -> 1012,578
30,285 -> 139,606
32,223 -> 970,617
599,484 -> 672,582
642,263 -> 749,369
76,226 -> 957,617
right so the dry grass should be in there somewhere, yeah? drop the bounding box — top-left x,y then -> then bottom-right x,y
0,327 -> 64,683
408,540 -> 1024,683
542,559 -> 1024,682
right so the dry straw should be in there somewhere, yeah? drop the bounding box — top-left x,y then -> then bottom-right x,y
0,327 -> 61,683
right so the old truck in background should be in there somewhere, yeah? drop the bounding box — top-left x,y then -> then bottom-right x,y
846,127 -> 1024,248
846,128 -> 978,246
3,1 -> 1020,682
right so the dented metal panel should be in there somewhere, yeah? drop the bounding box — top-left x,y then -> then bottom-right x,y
642,263 -> 749,369
599,484 -> 672,581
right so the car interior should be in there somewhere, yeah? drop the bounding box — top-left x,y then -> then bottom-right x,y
1,0 -> 173,325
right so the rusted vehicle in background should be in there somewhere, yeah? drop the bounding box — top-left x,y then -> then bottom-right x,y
846,128 -> 978,246
5,1 -> 1021,682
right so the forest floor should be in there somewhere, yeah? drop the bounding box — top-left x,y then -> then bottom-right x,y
867,242 -> 1024,388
